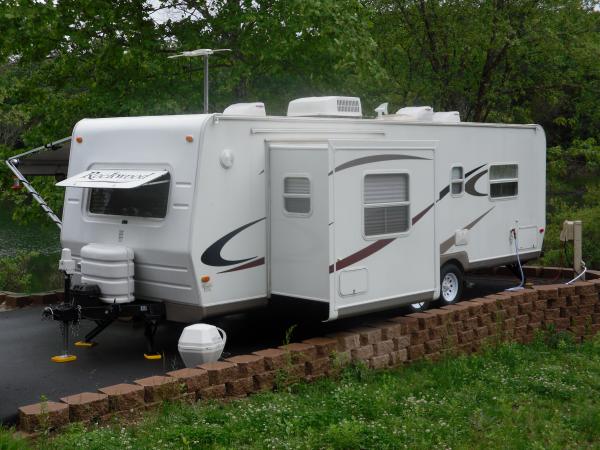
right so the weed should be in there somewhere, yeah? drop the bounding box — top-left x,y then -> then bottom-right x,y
273,324 -> 298,391
341,360 -> 370,383
329,350 -> 351,377
37,394 -> 49,435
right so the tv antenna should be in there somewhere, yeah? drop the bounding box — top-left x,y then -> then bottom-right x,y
168,48 -> 231,113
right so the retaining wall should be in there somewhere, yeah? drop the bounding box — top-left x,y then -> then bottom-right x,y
14,267 -> 600,435
0,290 -> 63,310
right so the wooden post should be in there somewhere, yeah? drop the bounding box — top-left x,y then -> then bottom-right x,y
573,220 -> 583,280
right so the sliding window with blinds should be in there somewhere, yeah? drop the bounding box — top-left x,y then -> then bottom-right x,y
363,173 -> 410,237
283,176 -> 311,215
489,164 -> 518,199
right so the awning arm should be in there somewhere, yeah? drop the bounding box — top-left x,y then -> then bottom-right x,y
9,136 -> 71,161
4,138 -> 70,230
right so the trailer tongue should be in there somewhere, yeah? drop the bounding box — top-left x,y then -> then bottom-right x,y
6,145 -> 169,361
44,247 -> 166,361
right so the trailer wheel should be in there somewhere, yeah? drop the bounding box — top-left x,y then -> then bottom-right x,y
439,263 -> 463,305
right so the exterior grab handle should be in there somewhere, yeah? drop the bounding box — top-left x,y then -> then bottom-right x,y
216,326 -> 227,348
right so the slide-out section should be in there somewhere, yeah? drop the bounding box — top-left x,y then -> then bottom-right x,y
330,140 -> 438,319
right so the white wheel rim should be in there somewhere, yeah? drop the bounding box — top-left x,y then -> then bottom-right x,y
411,302 -> 426,310
441,272 -> 459,303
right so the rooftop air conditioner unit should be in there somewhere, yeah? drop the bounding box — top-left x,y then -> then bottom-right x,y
287,96 -> 362,118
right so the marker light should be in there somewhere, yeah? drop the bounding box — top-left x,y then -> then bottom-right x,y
201,275 -> 210,283
185,135 -> 194,143
75,136 -> 83,143
10,177 -> 22,190
539,228 -> 545,233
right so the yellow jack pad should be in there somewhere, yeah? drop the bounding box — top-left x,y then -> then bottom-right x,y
51,355 -> 77,363
75,341 -> 96,348
144,353 -> 162,361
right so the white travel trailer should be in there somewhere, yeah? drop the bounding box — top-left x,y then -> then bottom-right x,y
7,96 -> 545,354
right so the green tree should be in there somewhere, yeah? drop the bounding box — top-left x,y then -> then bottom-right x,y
367,0 -> 600,145
0,0 -> 378,224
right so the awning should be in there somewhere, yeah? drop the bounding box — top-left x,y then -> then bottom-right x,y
56,169 -> 168,189
8,137 -> 71,176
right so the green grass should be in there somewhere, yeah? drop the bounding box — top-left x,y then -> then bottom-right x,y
3,333 -> 600,449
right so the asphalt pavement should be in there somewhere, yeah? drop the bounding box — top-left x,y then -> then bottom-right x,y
0,275 -> 516,424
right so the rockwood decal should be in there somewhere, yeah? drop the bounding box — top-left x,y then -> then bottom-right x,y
81,171 -> 159,182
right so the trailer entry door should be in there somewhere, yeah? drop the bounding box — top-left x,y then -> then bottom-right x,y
268,143 -> 330,302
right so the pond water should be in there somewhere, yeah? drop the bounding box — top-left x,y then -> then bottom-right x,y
0,203 -> 61,292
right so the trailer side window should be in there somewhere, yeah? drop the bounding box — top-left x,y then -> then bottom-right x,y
363,173 -> 410,237
89,173 -> 170,218
451,165 -> 464,195
283,176 -> 311,215
489,164 -> 518,198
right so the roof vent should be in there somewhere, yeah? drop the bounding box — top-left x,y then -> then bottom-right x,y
391,106 -> 434,122
433,111 -> 460,123
287,96 -> 362,118
223,102 -> 266,116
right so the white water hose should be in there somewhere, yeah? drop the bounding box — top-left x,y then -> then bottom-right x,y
566,260 -> 587,285
506,228 -> 525,291
506,226 -> 587,288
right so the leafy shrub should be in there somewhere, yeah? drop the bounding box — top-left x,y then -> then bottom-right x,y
0,250 -> 38,292
543,139 -> 600,269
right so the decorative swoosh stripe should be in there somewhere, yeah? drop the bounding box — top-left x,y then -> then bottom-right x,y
201,217 -> 266,267
465,164 -> 486,178
465,170 -> 488,197
218,257 -> 265,274
463,206 -> 495,230
328,154 -> 431,175
439,206 -> 495,254
330,201 -> 435,273
438,185 -> 450,201
438,235 -> 456,255
438,163 -> 487,202
412,203 -> 434,225
329,238 -> 394,273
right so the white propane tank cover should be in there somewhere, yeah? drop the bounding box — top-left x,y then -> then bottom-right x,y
178,324 -> 227,367
80,243 -> 135,304
393,106 -> 434,122
433,111 -> 461,123
223,102 -> 266,116
287,96 -> 362,118
81,243 -> 134,261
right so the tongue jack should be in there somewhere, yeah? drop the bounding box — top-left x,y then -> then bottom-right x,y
46,249 -> 78,363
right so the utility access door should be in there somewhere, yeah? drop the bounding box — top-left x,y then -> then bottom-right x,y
269,144 -> 330,302
330,140 -> 438,318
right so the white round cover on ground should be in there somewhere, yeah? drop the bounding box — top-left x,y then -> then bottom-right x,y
178,323 -> 226,367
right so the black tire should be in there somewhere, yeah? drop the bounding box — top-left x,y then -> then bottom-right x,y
438,263 -> 464,305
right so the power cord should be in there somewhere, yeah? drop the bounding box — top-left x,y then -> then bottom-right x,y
506,228 -> 525,291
